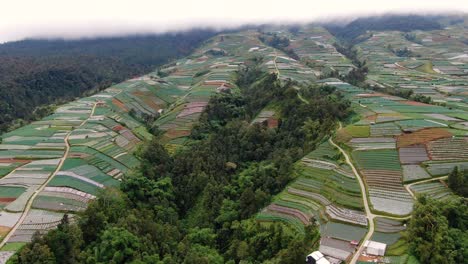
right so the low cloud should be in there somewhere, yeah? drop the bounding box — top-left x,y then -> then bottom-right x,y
1,0 -> 467,43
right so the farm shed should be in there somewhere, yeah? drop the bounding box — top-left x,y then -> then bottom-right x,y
306,251 -> 330,264
364,240 -> 386,256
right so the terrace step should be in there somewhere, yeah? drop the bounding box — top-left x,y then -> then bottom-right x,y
266,204 -> 312,225
287,188 -> 331,206
301,158 -> 338,170
325,205 -> 367,226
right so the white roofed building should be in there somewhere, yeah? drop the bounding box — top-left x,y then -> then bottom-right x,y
364,240 -> 386,256
306,251 -> 331,264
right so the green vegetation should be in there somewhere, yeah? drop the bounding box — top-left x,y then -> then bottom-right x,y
294,166 -> 363,209
0,186 -> 25,198
4,19 -> 468,264
327,15 -> 442,43
407,196 -> 467,263
48,175 -> 101,196
353,149 -> 402,171
345,125 -> 370,137
448,166 -> 468,197
11,65 -> 351,263
305,141 -> 343,163
0,31 -> 216,133
415,61 -> 437,74
1,243 -> 26,251
259,33 -> 299,60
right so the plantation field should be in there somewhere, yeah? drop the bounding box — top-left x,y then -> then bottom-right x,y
321,222 -> 367,242
402,165 -> 431,182
425,161 -> 468,176
410,181 -> 455,201
345,125 -> 370,137
353,149 -> 402,171
0,22 -> 467,263
47,175 -> 101,196
258,139 -> 367,258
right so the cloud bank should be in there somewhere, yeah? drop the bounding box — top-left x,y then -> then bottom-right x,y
1,0 -> 467,43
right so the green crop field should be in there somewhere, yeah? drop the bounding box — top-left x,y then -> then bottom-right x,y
48,175 -> 101,195
321,222 -> 367,242
305,141 -> 340,163
345,125 -> 370,137
353,149 -> 402,171
0,186 -> 25,198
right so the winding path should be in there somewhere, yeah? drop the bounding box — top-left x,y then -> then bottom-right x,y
329,122 -> 416,263
404,175 -> 448,199
273,53 -> 280,77
0,103 -> 96,249
328,126 -> 375,264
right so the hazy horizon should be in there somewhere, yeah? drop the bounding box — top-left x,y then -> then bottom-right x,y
1,0 -> 467,43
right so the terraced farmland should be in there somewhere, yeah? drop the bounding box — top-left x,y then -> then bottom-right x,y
258,141 -> 367,262
326,76 -> 468,218
410,181 -> 455,201
1,22 -> 467,263
348,137 -> 396,150
353,149 -> 402,171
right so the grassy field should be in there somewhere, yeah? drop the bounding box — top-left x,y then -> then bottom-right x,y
0,242 -> 26,251
345,125 -> 370,137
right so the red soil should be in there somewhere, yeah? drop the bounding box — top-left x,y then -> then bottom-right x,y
365,115 -> 377,122
132,91 -> 162,111
112,125 -> 125,132
396,128 -> 452,148
165,129 -> 191,139
0,159 -> 30,164
401,100 -> 431,106
358,255 -> 381,262
120,130 -> 140,142
267,117 -> 279,129
0,226 -> 10,237
0,197 -> 16,203
203,81 -> 233,87
112,98 -> 129,112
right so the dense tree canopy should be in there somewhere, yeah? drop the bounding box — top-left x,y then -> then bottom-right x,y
0,31 -> 216,133
11,66 -> 351,263
407,196 -> 468,264
448,167 -> 468,197
327,15 -> 442,43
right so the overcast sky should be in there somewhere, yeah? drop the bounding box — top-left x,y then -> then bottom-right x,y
1,0 -> 467,43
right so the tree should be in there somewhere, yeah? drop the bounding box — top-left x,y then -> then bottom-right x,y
78,188 -> 127,243
18,242 -> 56,264
407,196 -> 467,263
139,139 -> 173,180
44,214 -> 83,264
408,196 -> 451,263
448,166 -> 468,197
95,227 -> 141,264
183,244 -> 224,264
14,61 -> 349,264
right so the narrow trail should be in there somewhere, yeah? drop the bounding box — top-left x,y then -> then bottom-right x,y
297,92 -> 309,104
0,103 -> 96,249
328,123 -> 375,264
329,122 -> 418,263
404,175 -> 448,199
273,53 -> 280,77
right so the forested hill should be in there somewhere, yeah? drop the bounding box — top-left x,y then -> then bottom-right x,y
0,30 -> 217,133
326,15 -> 443,42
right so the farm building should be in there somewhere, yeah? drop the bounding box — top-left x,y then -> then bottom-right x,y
364,240 -> 386,256
306,251 -> 331,264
